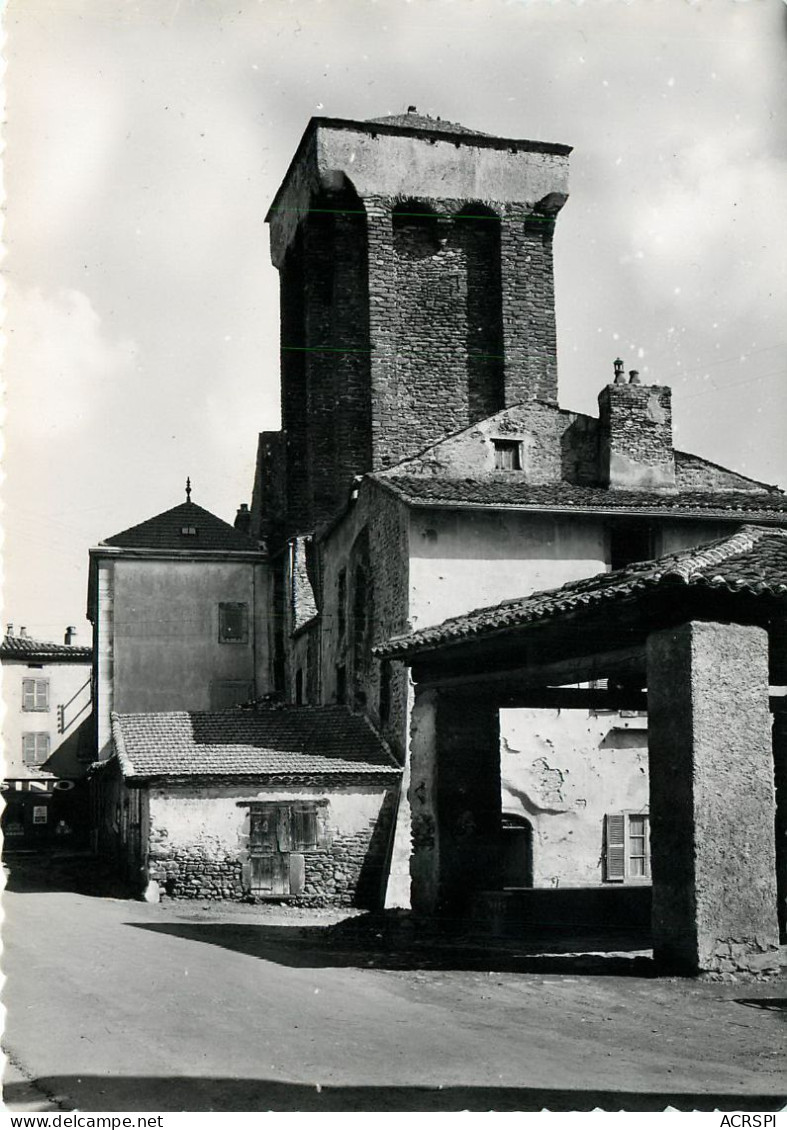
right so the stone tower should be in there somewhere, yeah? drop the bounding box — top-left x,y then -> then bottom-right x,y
266,110 -> 571,534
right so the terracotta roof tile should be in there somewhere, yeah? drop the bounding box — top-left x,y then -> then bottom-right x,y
0,635 -> 92,662
101,501 -> 259,553
376,477 -> 787,518
376,525 -> 787,658
108,706 -> 400,780
366,112 -> 489,137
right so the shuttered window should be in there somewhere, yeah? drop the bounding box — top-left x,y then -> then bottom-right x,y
22,679 -> 49,711
493,439 -> 523,471
22,732 -> 50,766
604,812 -> 650,882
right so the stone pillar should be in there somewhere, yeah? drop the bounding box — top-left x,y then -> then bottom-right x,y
435,690 -> 502,916
647,622 -> 780,974
773,711 -> 787,942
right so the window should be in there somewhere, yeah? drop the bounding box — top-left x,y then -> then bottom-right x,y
609,524 -> 655,571
336,664 -> 347,705
218,602 -> 249,644
337,568 -> 347,642
22,678 -> 49,712
22,733 -> 50,766
209,681 -> 253,710
604,812 -> 650,882
295,668 -> 304,705
493,439 -> 522,471
180,526 -> 198,536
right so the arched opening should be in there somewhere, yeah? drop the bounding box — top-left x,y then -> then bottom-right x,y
501,813 -> 534,889
454,203 -> 504,420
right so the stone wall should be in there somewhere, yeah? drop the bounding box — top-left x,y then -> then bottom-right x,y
598,383 -> 675,490
674,450 -> 779,493
145,781 -> 397,908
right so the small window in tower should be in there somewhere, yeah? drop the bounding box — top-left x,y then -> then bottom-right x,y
180,526 -> 198,536
218,602 -> 249,644
492,439 -> 522,471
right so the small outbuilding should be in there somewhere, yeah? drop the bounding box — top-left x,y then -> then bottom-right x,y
90,704 -> 401,907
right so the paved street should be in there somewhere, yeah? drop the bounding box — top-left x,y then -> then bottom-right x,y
2,858 -> 785,1112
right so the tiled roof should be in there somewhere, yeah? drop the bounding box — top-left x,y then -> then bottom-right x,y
366,112 -> 490,137
109,706 -> 400,780
376,476 -> 787,518
0,635 -> 92,662
375,525 -> 787,659
101,501 -> 259,553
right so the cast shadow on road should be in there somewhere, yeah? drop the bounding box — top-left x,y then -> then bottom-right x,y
2,855 -> 136,899
126,920 -> 655,976
4,1074 -> 785,1113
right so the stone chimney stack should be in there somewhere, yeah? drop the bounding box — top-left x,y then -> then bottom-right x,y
65,626 -> 77,645
19,626 -> 28,638
6,623 -> 13,637
598,361 -> 675,490
234,503 -> 251,536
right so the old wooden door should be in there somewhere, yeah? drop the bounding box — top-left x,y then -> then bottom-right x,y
248,804 -> 308,896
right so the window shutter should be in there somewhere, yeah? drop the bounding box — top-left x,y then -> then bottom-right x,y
292,805 -> 318,850
22,733 -> 35,763
276,805 -> 293,852
35,681 -> 49,710
605,813 -> 626,881
23,680 -> 36,710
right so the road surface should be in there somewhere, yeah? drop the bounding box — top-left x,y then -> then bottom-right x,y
2,858 -> 785,1112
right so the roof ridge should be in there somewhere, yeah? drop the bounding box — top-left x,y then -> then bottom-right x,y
110,711 -> 136,776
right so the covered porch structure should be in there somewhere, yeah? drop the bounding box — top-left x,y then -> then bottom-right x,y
376,526 -> 787,974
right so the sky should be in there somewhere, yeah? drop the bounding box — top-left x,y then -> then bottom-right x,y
2,0 -> 786,644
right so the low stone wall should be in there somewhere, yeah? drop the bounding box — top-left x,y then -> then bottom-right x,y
148,850 -> 244,900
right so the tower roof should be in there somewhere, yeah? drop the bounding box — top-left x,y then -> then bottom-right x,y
365,110 -> 490,137
100,500 -> 259,553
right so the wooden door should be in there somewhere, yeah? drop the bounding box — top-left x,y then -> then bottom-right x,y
248,805 -> 306,896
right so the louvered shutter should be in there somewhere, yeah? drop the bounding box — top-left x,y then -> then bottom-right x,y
605,813 -> 626,881
35,681 -> 49,710
23,680 -> 37,710
292,805 -> 318,850
22,733 -> 36,764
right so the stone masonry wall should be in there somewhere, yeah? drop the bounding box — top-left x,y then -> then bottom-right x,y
147,783 -> 397,908
598,383 -> 675,490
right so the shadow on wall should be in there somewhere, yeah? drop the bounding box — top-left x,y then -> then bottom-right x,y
5,1074 -> 785,1113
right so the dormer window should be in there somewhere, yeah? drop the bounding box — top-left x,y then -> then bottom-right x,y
492,439 -> 522,471
180,526 -> 198,536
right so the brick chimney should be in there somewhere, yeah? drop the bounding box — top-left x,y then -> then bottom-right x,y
598,361 -> 675,490
234,503 -> 251,536
65,626 -> 77,645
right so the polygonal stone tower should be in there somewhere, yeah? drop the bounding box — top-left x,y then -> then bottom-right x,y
266,110 -> 571,533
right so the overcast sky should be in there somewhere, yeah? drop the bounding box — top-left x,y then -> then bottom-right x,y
3,0 -> 786,642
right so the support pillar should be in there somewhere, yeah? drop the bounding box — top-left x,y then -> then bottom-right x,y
647,622 -> 780,974
773,711 -> 787,942
408,685 -> 502,919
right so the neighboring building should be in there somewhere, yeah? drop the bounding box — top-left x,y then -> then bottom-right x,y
249,110 -> 787,909
87,489 -> 267,763
92,705 -> 400,904
1,625 -> 93,848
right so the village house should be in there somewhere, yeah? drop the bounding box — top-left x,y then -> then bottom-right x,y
88,487 -> 401,903
1,624 -> 92,848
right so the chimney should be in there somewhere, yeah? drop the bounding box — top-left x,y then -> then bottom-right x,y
19,626 -> 28,638
65,626 -> 77,645
234,503 -> 251,536
598,360 -> 675,490
6,623 -> 13,637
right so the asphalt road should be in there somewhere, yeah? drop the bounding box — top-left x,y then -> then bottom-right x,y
2,860 -> 785,1112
